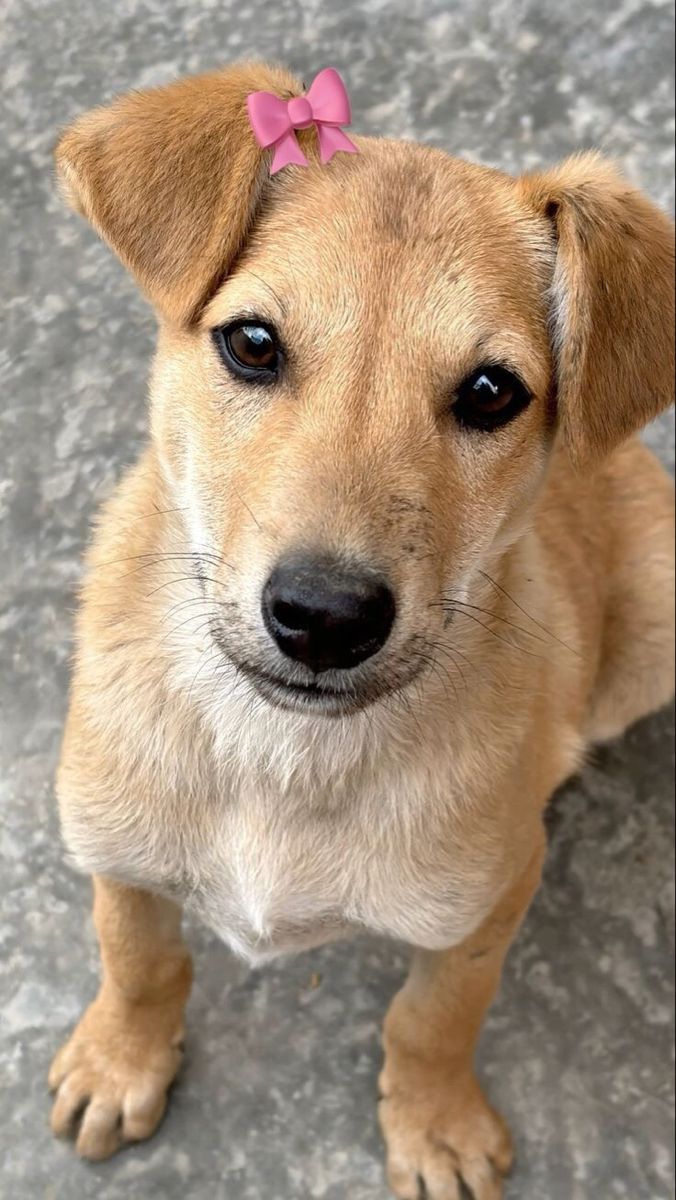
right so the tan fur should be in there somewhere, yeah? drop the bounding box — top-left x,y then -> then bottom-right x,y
49,63 -> 675,1198
48,878 -> 190,1159
517,156 -> 675,464
56,62 -> 306,323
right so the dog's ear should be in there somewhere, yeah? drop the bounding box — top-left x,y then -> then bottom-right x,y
55,63 -> 302,325
517,153 -> 674,464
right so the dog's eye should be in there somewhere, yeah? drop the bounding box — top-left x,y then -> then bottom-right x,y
213,321 -> 280,381
452,365 -> 532,431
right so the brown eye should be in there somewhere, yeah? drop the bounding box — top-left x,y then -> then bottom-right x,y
213,320 -> 280,381
453,365 -> 531,431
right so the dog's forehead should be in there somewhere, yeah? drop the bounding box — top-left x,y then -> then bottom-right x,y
259,141 -> 536,266
239,139 -> 551,323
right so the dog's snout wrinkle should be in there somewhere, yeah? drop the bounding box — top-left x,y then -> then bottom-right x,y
262,555 -> 396,673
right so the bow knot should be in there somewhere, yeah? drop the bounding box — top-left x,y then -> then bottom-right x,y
247,68 -> 359,175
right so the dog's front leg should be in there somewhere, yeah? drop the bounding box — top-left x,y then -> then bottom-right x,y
48,875 -> 192,1159
379,844 -> 544,1200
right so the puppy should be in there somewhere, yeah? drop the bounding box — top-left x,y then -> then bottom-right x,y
48,62 -> 675,1199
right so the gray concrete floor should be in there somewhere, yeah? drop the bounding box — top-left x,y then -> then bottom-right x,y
1,1 -> 674,1198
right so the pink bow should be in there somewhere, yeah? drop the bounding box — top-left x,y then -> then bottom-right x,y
247,68 -> 359,175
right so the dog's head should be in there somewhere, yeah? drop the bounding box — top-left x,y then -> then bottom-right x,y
57,63 -> 674,717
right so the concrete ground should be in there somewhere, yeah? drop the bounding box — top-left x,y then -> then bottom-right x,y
1,1 -> 674,1198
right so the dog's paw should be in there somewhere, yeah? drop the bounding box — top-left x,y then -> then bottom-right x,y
378,1068 -> 512,1200
48,994 -> 184,1160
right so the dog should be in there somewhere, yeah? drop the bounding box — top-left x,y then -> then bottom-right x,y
48,62 -> 675,1199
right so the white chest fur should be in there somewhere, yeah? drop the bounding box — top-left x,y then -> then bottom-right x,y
181,780 -> 502,964
165,695 -> 519,965
64,724 -> 513,967
62,660 -> 531,966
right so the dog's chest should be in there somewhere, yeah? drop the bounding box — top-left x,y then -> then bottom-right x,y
182,786 -> 497,965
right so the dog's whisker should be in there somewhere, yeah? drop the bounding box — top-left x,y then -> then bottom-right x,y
423,638 -> 473,691
161,595 -> 223,623
110,558 -> 233,588
144,573 -> 231,599
186,641 -> 225,706
417,650 -> 459,705
156,610 -> 222,648
100,551 -> 234,570
234,489 -> 264,533
239,268 -> 288,318
477,569 -> 582,658
433,598 -> 550,646
442,605 -> 548,661
112,504 -> 190,527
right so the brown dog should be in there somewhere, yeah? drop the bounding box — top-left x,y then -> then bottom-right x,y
48,62 -> 675,1199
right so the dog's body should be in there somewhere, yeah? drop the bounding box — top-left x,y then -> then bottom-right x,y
49,64 -> 675,1199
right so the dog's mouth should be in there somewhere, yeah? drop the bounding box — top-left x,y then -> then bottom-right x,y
210,624 -> 429,717
238,661 -> 376,716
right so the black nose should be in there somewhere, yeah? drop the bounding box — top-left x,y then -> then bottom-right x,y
262,555 -> 396,673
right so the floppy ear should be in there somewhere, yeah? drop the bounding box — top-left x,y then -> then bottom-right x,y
55,62 -> 303,325
517,153 -> 674,464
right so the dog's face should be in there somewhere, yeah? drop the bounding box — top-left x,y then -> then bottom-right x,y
56,64 -> 674,716
152,149 -> 554,713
